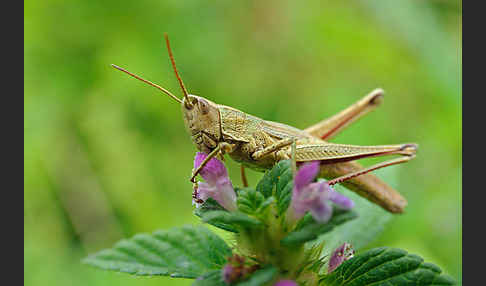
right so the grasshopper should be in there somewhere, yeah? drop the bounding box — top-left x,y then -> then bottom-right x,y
111,34 -> 417,214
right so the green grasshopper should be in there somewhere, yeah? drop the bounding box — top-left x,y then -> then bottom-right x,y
111,34 -> 417,214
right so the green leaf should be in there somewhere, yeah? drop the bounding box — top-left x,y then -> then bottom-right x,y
256,160 -> 293,215
237,187 -> 274,215
195,197 -> 227,213
256,162 -> 281,198
316,184 -> 394,255
83,225 -> 232,278
321,247 -> 456,286
202,210 -> 263,230
193,270 -> 225,286
281,207 -> 358,246
236,266 -> 278,286
194,198 -> 239,233
275,166 -> 293,215
256,160 -> 291,196
260,197 -> 275,211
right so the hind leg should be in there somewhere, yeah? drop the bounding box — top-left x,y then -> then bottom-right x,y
304,88 -> 384,140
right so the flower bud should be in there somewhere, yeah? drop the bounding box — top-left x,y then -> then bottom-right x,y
328,243 -> 355,273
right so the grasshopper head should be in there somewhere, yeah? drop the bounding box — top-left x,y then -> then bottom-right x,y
112,35 -> 223,154
182,95 -> 221,153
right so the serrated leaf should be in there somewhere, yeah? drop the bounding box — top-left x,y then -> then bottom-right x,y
260,197 -> 275,211
237,187 -> 265,214
237,187 -> 274,216
281,207 -> 358,246
256,160 -> 293,215
83,225 -> 232,278
194,198 -> 239,233
321,247 -> 456,286
193,270 -> 225,286
256,161 -> 284,198
275,165 -> 293,215
257,160 -> 292,195
236,266 -> 278,286
202,210 -> 263,230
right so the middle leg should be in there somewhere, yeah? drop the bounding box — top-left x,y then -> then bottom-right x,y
252,137 -> 295,160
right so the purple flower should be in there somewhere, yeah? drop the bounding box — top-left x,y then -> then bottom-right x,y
274,280 -> 298,286
327,243 -> 355,273
193,152 -> 237,211
289,161 -> 354,223
222,264 -> 238,284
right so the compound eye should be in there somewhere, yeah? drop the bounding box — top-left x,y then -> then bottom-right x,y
184,97 -> 198,110
199,98 -> 210,115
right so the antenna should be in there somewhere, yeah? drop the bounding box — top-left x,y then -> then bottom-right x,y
111,64 -> 182,104
164,33 -> 193,108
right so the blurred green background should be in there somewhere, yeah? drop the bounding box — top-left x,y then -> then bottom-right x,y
24,0 -> 462,285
